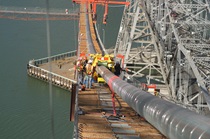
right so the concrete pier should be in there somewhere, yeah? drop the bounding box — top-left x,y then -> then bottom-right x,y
27,51 -> 77,90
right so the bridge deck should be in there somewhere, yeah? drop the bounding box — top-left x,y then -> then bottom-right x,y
76,5 -> 166,138
30,4 -> 167,139
78,4 -> 101,54
78,85 -> 166,139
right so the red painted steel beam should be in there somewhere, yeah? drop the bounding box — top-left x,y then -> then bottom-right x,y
73,0 -> 129,5
73,0 -> 129,24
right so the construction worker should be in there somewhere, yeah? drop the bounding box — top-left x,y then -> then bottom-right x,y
92,65 -> 98,83
84,59 -> 93,89
114,61 -> 122,76
82,57 -> 88,73
76,57 -> 84,85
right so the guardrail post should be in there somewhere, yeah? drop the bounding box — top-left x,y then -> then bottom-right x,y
70,83 -> 79,139
70,83 -> 78,121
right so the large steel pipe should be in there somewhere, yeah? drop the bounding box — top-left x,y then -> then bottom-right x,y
97,66 -> 210,139
85,8 -> 96,54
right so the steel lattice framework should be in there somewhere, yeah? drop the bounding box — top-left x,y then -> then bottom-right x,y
114,0 -> 210,113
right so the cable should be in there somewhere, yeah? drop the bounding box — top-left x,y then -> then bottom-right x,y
45,0 -> 55,138
73,3 -> 78,51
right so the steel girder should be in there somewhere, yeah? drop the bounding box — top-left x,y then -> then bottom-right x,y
144,0 -> 210,113
114,0 -> 168,88
115,0 -> 210,113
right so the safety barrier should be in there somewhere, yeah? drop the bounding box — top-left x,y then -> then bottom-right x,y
27,51 -> 77,90
32,50 -> 77,65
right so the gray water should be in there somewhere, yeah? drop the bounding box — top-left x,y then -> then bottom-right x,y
0,0 -> 123,138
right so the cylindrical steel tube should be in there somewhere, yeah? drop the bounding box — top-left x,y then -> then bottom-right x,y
85,9 -> 96,54
97,66 -> 210,139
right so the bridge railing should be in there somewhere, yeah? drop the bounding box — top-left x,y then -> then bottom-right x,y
32,50 -> 77,65
27,50 -> 77,90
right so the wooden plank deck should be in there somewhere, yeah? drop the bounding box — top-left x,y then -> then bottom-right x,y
78,85 -> 166,139
78,4 -> 88,54
78,4 -> 101,55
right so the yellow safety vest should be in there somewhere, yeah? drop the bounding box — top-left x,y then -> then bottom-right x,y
86,64 -> 92,75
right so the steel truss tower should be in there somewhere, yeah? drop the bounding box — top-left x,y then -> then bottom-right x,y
114,0 -> 210,114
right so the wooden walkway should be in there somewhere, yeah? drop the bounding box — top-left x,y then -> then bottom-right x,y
78,4 -> 101,54
78,85 -> 166,139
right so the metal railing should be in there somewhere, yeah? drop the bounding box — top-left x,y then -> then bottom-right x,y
32,50 -> 77,65
27,51 -> 77,90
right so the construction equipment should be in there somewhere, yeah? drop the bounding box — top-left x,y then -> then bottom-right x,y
90,53 -> 115,83
141,83 -> 159,96
83,54 -> 114,83
78,53 -> 115,83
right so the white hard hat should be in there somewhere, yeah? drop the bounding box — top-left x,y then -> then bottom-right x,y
88,60 -> 93,63
108,64 -> 112,67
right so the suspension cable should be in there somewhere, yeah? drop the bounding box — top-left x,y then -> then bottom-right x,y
73,3 -> 78,51
45,0 -> 55,138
